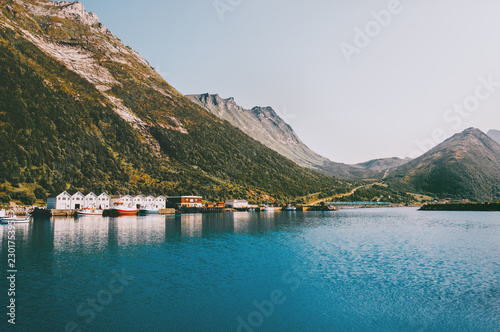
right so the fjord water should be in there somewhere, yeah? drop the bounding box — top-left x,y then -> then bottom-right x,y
1,208 -> 499,331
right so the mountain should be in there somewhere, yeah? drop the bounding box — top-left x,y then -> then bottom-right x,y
0,0 -> 352,204
487,129 -> 500,145
188,93 -> 381,180
387,128 -> 500,201
355,157 -> 411,172
186,93 -> 328,169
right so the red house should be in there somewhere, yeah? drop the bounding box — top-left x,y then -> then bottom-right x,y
167,196 -> 203,208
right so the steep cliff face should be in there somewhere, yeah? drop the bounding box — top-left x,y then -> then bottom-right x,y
0,0 -> 352,202
188,93 -> 380,179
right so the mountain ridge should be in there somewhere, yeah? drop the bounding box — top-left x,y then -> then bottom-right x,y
388,128 -> 500,201
355,157 -> 412,172
188,93 -> 382,180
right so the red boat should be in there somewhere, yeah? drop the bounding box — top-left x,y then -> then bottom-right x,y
111,202 -> 138,216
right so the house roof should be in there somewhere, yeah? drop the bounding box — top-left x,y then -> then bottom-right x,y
49,191 -> 71,199
110,195 -> 132,199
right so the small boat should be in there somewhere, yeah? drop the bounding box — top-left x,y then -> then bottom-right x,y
283,206 -> 297,211
111,202 -> 138,216
1,216 -> 30,224
247,208 -> 256,212
138,208 -> 160,215
77,209 -> 103,216
262,206 -> 281,212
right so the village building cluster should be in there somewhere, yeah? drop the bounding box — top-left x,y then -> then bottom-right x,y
46,192 -> 210,210
45,191 -> 255,212
47,191 -> 167,210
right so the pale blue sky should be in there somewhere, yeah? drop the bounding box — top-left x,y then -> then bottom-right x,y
78,0 -> 500,163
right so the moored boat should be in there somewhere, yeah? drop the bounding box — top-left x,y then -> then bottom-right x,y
262,206 -> 281,212
1,216 -> 30,224
138,208 -> 160,215
77,209 -> 103,216
283,205 -> 297,211
111,202 -> 137,216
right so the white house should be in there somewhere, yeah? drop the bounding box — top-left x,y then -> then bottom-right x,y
97,193 -> 110,209
71,192 -> 85,209
154,196 -> 166,209
225,200 -> 249,209
84,192 -> 97,209
47,191 -> 72,209
110,195 -> 133,208
143,195 -> 155,209
133,195 -> 145,209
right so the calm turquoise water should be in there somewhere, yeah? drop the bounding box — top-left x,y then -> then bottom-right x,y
1,208 -> 499,331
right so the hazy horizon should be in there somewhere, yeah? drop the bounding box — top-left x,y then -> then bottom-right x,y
77,0 -> 500,164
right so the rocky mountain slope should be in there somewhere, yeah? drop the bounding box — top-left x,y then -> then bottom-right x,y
187,93 -> 327,169
0,0 -> 351,204
354,157 -> 411,172
387,128 -> 500,201
487,129 -> 500,145
188,93 -> 381,180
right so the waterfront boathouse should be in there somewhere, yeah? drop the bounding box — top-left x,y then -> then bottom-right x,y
225,200 -> 249,209
47,191 -> 72,210
97,193 -> 111,209
167,196 -> 203,209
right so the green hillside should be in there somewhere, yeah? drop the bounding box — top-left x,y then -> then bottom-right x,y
387,128 -> 500,202
0,0 -> 352,205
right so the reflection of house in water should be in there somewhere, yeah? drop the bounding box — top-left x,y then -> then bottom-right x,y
232,212 -> 252,234
201,214 -> 235,235
108,216 -> 167,246
164,218 -> 182,239
181,214 -> 203,238
53,217 -> 110,252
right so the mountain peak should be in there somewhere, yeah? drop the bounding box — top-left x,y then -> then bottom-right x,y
389,127 -> 500,201
461,127 -> 484,136
24,1 -> 102,27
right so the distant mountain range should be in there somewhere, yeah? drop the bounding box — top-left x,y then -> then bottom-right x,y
187,94 -> 329,170
488,129 -> 500,145
354,157 -> 412,172
189,93 -> 395,180
387,128 -> 500,201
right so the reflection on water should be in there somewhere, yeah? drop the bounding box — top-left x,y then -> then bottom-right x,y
1,212 -> 310,247
1,208 -> 498,332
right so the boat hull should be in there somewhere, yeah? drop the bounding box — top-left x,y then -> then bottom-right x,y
77,209 -> 103,216
112,209 -> 138,216
139,209 -> 160,215
1,217 -> 29,224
